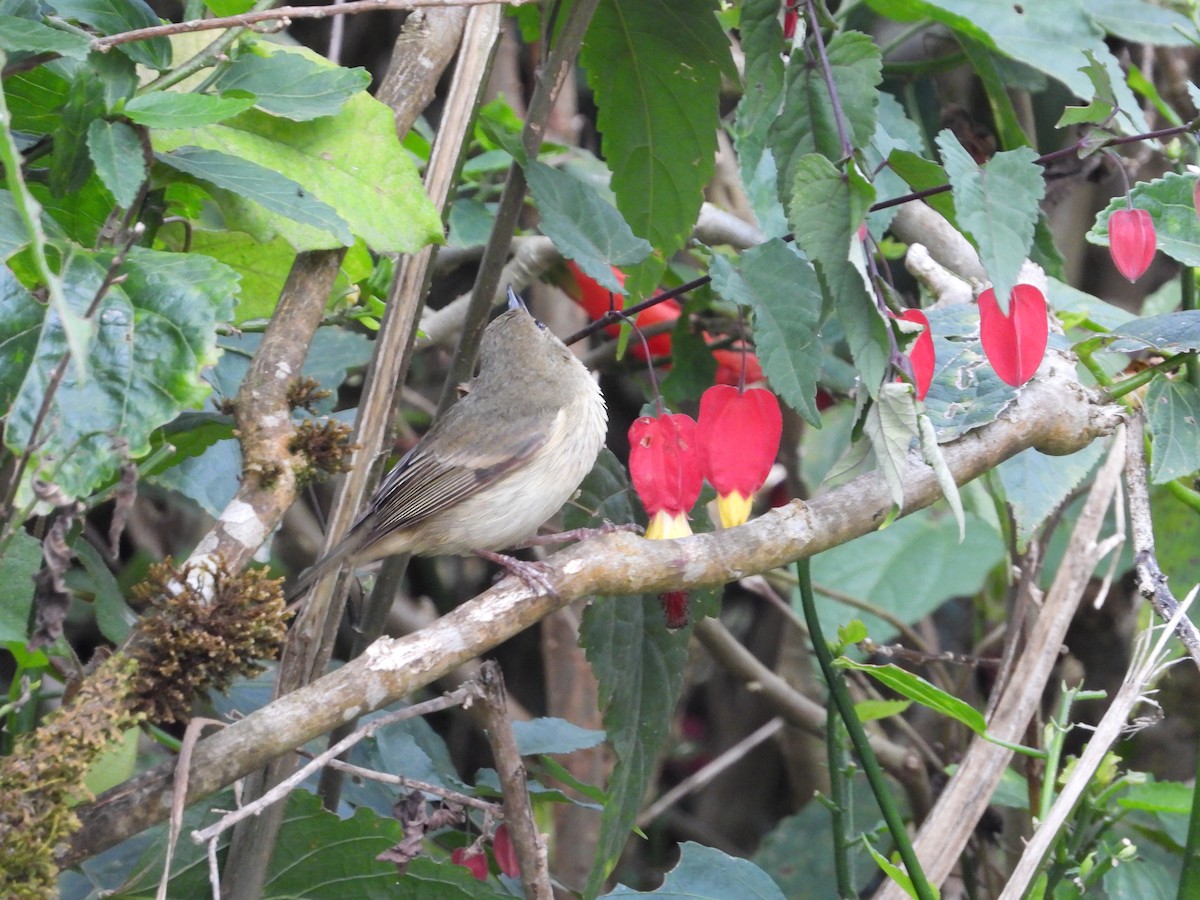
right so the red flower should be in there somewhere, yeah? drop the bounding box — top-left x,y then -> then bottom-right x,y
563,261 -> 679,360
1107,207 -> 1156,283
629,412 -> 702,539
660,590 -> 690,629
711,346 -> 764,386
1193,180 -> 1200,222
978,285 -> 1048,387
696,384 -> 782,528
897,309 -> 935,400
451,847 -> 488,881
491,825 -> 519,879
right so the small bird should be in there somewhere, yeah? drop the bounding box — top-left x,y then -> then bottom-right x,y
287,288 -> 608,601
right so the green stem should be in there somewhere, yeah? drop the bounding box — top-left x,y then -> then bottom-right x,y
1165,479 -> 1200,515
1182,266 -> 1199,388
797,559 -> 937,900
827,702 -> 855,899
140,0 -> 278,94
1102,353 -> 1190,402
1178,749 -> 1200,900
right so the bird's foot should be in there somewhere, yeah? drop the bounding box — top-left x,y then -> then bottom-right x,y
477,549 -> 557,597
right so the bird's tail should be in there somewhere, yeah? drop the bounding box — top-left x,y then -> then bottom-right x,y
284,541 -> 356,605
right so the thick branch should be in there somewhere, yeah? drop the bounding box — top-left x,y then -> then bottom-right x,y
65,351 -> 1121,863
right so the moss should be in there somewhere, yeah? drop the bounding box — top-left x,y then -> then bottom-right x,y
288,419 -> 356,487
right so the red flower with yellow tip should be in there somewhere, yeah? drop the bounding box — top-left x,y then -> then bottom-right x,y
696,384 -> 782,529
629,412 -> 702,540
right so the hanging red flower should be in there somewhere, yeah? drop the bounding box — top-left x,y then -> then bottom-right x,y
451,847 -> 488,881
491,825 -> 519,879
562,261 -> 679,360
696,384 -> 782,529
1107,207 -> 1156,283
711,346 -> 765,386
629,412 -> 702,539
897,308 -> 935,400
978,284 -> 1048,387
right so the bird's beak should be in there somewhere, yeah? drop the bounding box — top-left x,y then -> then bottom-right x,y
506,285 -> 527,313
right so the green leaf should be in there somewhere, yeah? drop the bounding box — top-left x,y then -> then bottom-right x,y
856,698 -> 912,722
1145,379 -> 1200,483
29,172 -> 115,247
581,0 -> 734,255
177,229 -> 297,322
4,64 -> 71,135
998,442 -> 1107,548
709,239 -> 824,425
0,268 -> 43,408
837,659 -> 987,735
788,154 -> 889,395
73,537 -> 136,642
604,842 -> 786,899
151,94 -> 441,252
1118,778 -> 1194,816
732,0 -> 785,183
918,411 -> 964,541
86,119 -> 146,208
512,717 -> 606,756
1057,50 -> 1118,128
52,0 -> 171,70
935,131 -> 1044,309
0,530 -> 41,643
808,507 -> 1004,642
123,91 -> 258,128
1087,0 -> 1195,46
770,30 -> 882,191
157,146 -> 354,246
1107,310 -> 1200,354
886,149 -> 957,225
573,451 -> 692,897
6,248 -> 238,501
50,69 -> 105,197
863,382 -> 919,512
864,841 -> 930,900
0,190 -> 27,262
213,46 -> 370,121
0,16 -> 91,59
526,160 -> 652,293
1090,172 -> 1200,268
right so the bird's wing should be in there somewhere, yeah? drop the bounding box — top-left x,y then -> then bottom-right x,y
363,418 -> 549,536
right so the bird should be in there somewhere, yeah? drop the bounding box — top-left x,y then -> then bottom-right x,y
287,287 -> 608,601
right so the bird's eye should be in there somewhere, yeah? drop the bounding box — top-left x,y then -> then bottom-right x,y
535,318 -> 547,330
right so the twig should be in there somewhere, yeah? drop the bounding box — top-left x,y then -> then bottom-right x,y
158,718 -> 224,900
998,590 -> 1193,899
192,686 -> 482,847
319,759 -> 500,814
873,426 -> 1128,900
637,718 -> 785,828
477,662 -> 552,899
1124,414 -> 1200,669
91,0 -> 536,51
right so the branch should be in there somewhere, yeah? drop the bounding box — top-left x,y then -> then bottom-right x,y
91,0 -> 536,52
64,350 -> 1122,864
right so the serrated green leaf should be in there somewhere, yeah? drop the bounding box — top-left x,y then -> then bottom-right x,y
53,0 -> 171,70
0,16 -> 91,59
1090,171 -> 1200,268
788,153 -> 889,395
86,119 -> 146,208
837,659 -> 987,734
157,146 -> 354,246
570,451 -> 692,897
513,717 -> 606,756
605,842 -> 786,898
0,268 -> 42,407
709,240 -> 823,425
50,70 -> 105,197
581,0 -> 734,255
4,64 -> 71,134
770,30 -> 882,191
733,0 -> 785,182
0,530 -> 41,643
863,382 -> 919,512
1146,379 -> 1200,484
1118,778 -> 1194,815
173,229 -> 295,322
124,91 -> 258,128
214,47 -> 370,121
526,160 -> 652,293
6,248 -> 238,501
151,94 -> 441,252
936,131 -> 1044,309
1057,50 -> 1118,128
997,442 -> 1107,548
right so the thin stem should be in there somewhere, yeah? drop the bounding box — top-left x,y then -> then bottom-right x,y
1182,267 -> 1199,387
797,558 -> 937,900
805,0 -> 853,161
1177,727 -> 1200,898
827,702 -> 855,899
